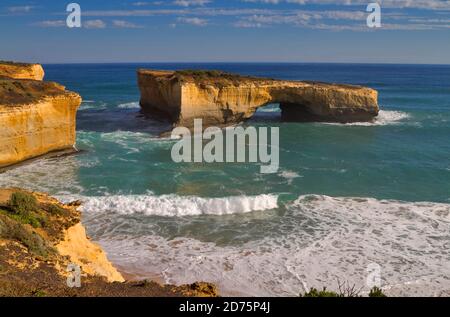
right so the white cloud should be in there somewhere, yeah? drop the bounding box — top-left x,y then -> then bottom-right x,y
177,17 -> 208,26
174,0 -> 211,7
132,1 -> 164,6
242,0 -> 450,10
233,21 -> 264,28
79,1 -> 450,32
132,2 -> 151,6
35,20 -> 66,28
83,8 -> 279,17
112,20 -> 143,28
7,5 -> 35,13
84,19 -> 107,29
35,19 -> 109,29
233,8 -> 450,31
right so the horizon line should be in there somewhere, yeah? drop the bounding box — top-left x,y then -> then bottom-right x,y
38,61 -> 450,66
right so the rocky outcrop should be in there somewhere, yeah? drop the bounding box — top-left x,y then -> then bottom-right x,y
0,189 -> 124,284
0,62 -> 81,169
0,61 -> 44,81
0,189 -> 218,297
57,223 -> 125,283
138,70 -> 379,128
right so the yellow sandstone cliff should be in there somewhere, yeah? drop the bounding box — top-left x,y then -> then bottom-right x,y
57,223 -> 125,283
138,69 -> 379,129
0,62 -> 81,169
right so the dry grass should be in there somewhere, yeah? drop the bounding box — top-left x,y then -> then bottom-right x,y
0,79 -> 65,105
174,69 -> 273,87
0,60 -> 32,67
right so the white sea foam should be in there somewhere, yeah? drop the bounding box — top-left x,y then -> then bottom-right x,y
99,130 -> 152,153
278,170 -> 301,184
117,102 -> 140,109
258,107 -> 281,113
100,130 -> 150,142
80,193 -> 279,217
325,110 -> 411,126
79,104 -> 95,111
79,102 -> 108,111
370,110 -> 411,125
0,156 -> 85,196
87,194 -> 450,297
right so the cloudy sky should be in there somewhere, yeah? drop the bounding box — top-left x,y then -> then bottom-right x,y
1,0 -> 449,64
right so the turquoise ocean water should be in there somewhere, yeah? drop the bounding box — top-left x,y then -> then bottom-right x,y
1,63 -> 449,296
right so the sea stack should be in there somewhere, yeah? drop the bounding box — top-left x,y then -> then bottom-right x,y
137,69 -> 379,129
0,61 -> 81,169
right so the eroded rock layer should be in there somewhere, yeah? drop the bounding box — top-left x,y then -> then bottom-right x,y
138,70 -> 379,128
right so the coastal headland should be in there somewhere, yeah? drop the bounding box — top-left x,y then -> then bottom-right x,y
0,61 -> 81,169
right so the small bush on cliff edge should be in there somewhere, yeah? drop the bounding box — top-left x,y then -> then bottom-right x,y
301,287 -> 341,297
300,286 -> 387,298
0,214 -> 51,258
42,203 -> 69,217
368,286 -> 387,297
5,192 -> 44,228
8,192 -> 38,215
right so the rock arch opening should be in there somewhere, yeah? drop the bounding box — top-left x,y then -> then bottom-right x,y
249,103 -> 282,123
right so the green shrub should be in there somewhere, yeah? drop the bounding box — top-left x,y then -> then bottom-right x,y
5,192 -> 45,228
301,288 -> 341,297
45,204 -> 68,216
0,215 -> 51,258
8,192 -> 38,216
300,286 -> 388,298
136,279 -> 152,287
1,208 -> 43,228
31,289 -> 47,297
369,287 -> 387,297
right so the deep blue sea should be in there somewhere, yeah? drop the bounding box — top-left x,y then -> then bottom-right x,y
1,63 -> 449,296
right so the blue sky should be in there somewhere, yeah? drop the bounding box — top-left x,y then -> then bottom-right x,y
1,0 -> 449,64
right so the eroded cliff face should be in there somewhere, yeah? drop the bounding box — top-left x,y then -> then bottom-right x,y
0,62 -> 81,168
138,70 -> 379,128
57,223 -> 125,283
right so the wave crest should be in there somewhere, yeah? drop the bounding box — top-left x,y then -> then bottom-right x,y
117,102 -> 140,109
325,110 -> 411,126
80,194 -> 279,217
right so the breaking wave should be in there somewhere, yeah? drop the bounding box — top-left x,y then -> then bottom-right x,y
117,102 -> 140,109
326,110 -> 411,126
80,193 -> 279,217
